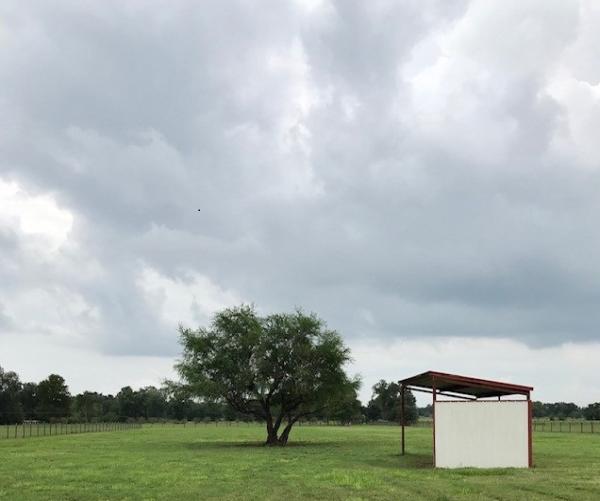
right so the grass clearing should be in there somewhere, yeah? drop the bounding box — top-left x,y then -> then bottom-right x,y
1,424 -> 599,500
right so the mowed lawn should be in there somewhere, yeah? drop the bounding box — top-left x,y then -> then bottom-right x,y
1,424 -> 600,500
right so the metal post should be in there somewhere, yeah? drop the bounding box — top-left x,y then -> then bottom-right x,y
527,392 -> 533,467
400,384 -> 405,456
432,376 -> 437,467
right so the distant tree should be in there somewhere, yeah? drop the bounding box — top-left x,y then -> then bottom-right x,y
365,400 -> 382,421
532,401 -> 547,418
162,383 -> 194,421
532,401 -> 583,420
100,394 -> 120,421
176,305 -> 359,445
551,402 -> 581,419
0,366 -> 23,424
202,401 -> 230,421
583,403 -> 600,421
138,386 -> 167,419
73,391 -> 104,422
418,404 -> 433,418
117,386 -> 142,419
20,382 -> 38,420
36,374 -> 71,421
331,392 -> 364,424
367,380 -> 417,424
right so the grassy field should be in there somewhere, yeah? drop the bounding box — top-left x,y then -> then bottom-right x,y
1,424 -> 599,500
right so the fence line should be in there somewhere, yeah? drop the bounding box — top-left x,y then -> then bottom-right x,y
144,421 -> 356,428
532,421 -> 599,433
0,422 -> 141,441
413,420 -> 600,434
4,419 -> 598,439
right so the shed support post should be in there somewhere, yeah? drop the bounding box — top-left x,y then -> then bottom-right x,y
432,376 -> 437,467
527,391 -> 533,468
400,384 -> 405,456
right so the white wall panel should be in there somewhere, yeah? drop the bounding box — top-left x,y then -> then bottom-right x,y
434,400 -> 529,468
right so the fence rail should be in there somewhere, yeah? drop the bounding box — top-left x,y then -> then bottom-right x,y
0,421 -> 141,441
532,421 -> 599,433
413,420 -> 600,434
3,419 -> 598,440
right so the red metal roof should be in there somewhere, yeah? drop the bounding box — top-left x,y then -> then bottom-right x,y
398,370 -> 533,398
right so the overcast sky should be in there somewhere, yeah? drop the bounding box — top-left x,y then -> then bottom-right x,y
2,0 -> 600,405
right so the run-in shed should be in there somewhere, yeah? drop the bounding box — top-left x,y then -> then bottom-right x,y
398,371 -> 534,468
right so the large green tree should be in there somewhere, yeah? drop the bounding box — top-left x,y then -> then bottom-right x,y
176,305 -> 359,445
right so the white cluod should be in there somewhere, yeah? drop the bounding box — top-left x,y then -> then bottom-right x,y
0,178 -> 74,252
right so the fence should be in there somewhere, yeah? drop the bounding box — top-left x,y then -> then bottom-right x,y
413,419 -> 600,434
532,421 -> 600,433
143,420 -> 354,428
5,419 -> 597,440
0,421 -> 141,441
413,420 -> 433,428
148,420 -> 600,433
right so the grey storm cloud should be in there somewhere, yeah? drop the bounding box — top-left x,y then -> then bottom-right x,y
1,0 -> 600,357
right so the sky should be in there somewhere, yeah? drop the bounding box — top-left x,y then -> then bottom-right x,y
1,0 -> 600,405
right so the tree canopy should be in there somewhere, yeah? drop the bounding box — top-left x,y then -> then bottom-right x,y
0,367 -> 23,425
36,374 -> 71,419
365,380 -> 417,424
176,305 -> 360,445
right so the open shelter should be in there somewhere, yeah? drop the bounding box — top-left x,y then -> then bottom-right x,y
398,371 -> 533,468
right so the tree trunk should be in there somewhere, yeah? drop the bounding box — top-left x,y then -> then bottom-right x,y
277,419 -> 296,446
265,427 -> 280,446
264,407 -> 284,446
265,412 -> 277,446
265,421 -> 296,446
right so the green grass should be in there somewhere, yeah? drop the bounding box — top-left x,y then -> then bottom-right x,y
1,424 -> 599,500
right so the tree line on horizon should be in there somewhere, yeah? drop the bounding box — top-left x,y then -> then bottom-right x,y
2,364 -> 599,425
0,366 -> 248,424
0,364 -> 418,425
